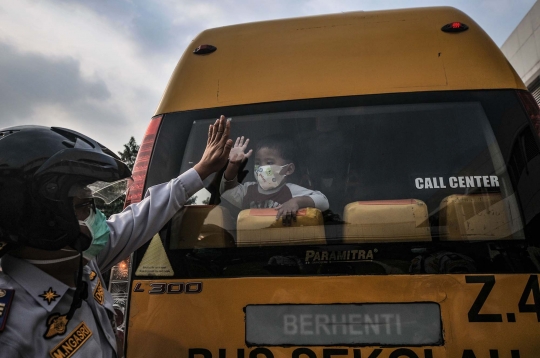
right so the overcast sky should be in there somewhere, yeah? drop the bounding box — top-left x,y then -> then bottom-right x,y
0,0 -> 536,152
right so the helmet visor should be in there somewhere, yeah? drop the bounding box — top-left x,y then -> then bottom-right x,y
70,177 -> 134,204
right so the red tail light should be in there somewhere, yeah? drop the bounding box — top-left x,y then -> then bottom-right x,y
115,115 -> 162,355
517,90 -> 540,138
125,115 -> 163,206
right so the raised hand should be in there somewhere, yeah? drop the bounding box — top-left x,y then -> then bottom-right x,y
229,136 -> 253,164
194,115 -> 233,180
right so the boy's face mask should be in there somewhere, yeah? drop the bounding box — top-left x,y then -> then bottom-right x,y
254,164 -> 290,191
78,208 -> 110,261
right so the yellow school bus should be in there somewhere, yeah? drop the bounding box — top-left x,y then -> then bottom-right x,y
110,7 -> 540,358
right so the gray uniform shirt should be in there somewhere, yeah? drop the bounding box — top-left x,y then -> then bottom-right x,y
0,168 -> 203,358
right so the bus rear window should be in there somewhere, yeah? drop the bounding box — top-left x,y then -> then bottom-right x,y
135,100 -> 540,278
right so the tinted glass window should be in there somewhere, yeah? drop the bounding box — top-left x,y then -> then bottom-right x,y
135,92 -> 540,278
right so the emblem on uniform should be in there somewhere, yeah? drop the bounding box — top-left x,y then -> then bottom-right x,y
0,288 -> 15,332
44,313 -> 69,339
89,271 -> 97,281
93,279 -> 104,305
39,287 -> 61,305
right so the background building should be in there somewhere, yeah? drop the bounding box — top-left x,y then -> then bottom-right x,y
502,0 -> 540,103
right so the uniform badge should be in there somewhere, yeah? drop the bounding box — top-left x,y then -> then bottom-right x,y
39,287 -> 61,305
44,313 -> 69,339
0,288 -> 15,332
93,279 -> 104,305
49,321 -> 93,358
89,271 -> 97,281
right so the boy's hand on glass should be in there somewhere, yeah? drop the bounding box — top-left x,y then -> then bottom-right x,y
229,136 -> 253,165
276,199 -> 299,226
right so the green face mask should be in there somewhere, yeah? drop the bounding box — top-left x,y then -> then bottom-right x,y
78,208 -> 110,261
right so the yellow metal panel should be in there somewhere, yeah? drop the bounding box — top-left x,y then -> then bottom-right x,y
236,208 -> 325,246
343,199 -> 431,242
155,7 -> 525,115
127,274 -> 540,357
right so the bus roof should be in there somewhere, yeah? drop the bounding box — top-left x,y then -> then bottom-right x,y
155,7 -> 525,115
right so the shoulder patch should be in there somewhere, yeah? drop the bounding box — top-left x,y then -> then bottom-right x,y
0,288 -> 15,332
93,280 -> 104,305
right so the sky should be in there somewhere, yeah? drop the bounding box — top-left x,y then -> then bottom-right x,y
0,0 -> 536,153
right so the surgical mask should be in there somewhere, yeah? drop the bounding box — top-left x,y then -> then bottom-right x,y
78,208 -> 110,261
254,164 -> 290,191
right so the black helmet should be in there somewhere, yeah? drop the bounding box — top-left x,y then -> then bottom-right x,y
0,126 -> 131,256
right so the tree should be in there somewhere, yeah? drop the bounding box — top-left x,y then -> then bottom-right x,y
118,136 -> 139,171
96,136 -> 140,217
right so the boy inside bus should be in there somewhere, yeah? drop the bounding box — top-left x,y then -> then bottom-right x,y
219,135 -> 329,225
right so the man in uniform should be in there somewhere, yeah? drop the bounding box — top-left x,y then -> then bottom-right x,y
0,116 -> 232,357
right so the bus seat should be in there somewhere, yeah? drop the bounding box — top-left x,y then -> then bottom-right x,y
439,194 -> 515,241
342,199 -> 431,242
170,205 -> 235,249
236,208 -> 325,246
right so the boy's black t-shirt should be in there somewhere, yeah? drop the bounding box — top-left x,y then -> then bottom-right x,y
220,179 -> 329,212
243,184 -> 293,209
